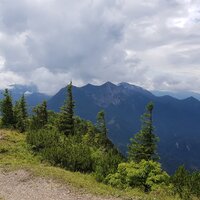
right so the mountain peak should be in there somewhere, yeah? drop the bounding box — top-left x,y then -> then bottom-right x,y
101,82 -> 116,87
118,82 -> 143,90
118,82 -> 153,97
183,96 -> 199,103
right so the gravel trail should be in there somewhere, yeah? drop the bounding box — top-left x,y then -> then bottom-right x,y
0,170 -> 122,200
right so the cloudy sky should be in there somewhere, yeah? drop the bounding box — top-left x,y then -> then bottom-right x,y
0,0 -> 200,94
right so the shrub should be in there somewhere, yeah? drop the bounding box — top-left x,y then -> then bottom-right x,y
41,135 -> 93,173
91,149 -> 123,182
171,166 -> 200,200
60,137 -> 93,172
106,160 -> 169,192
26,127 -> 60,152
191,171 -> 200,198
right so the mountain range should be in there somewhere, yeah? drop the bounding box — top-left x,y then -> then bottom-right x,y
1,82 -> 200,173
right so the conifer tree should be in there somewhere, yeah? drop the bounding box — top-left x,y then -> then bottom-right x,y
14,94 -> 28,132
58,82 -> 75,136
31,100 -> 48,129
96,110 -> 107,136
0,89 -> 15,128
96,110 -> 113,148
20,94 -> 27,119
171,165 -> 191,199
128,102 -> 159,162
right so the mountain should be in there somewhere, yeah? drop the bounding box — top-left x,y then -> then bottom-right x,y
0,84 -> 51,109
48,82 -> 200,174
152,90 -> 200,101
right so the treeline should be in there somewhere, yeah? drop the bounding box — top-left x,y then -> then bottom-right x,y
0,83 -> 199,199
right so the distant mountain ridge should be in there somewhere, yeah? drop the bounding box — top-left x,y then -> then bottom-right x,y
48,82 -> 200,173
152,90 -> 200,101
0,84 -> 51,108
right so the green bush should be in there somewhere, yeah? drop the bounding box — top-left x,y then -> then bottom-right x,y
191,171 -> 200,198
60,137 -> 92,172
91,149 -> 123,182
27,127 -> 93,172
26,127 -> 60,152
106,160 -> 169,192
171,166 -> 200,199
26,118 -> 123,177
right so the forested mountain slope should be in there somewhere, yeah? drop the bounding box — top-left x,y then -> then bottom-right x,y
48,82 -> 200,173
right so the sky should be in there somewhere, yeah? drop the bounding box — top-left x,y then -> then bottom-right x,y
0,0 -> 200,95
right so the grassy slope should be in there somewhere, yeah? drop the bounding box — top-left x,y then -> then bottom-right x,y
0,129 -> 182,200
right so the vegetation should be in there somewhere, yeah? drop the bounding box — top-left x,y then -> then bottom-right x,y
58,81 -> 75,136
0,129 -> 181,200
0,83 -> 199,200
13,94 -> 28,132
128,102 -> 159,162
26,83 -> 123,180
106,160 -> 169,192
30,101 -> 48,130
0,89 -> 15,128
171,165 -> 200,200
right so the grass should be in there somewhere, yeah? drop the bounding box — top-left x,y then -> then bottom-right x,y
0,129 -> 183,200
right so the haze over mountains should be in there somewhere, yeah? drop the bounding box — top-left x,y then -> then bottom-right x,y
152,90 -> 200,101
0,84 -> 51,109
1,82 -> 200,173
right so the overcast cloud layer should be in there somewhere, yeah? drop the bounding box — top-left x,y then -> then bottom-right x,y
0,0 -> 200,94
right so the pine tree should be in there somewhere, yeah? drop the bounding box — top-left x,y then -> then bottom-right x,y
128,102 -> 159,162
31,101 -> 48,130
58,82 -> 75,136
14,94 -> 28,132
0,89 -> 15,128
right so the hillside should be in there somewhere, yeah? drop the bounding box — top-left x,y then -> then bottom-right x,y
0,129 -> 180,200
48,82 -> 200,173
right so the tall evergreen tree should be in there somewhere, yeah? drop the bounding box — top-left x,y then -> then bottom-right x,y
128,102 -> 159,162
14,94 -> 28,132
0,89 -> 15,128
96,110 -> 107,136
31,100 -> 48,130
58,82 -> 75,136
95,110 -> 114,149
20,94 -> 27,119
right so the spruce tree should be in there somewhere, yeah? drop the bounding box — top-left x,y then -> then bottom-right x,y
0,89 -> 15,128
128,102 -> 159,162
20,94 -> 27,119
96,110 -> 107,136
96,110 -> 114,149
31,100 -> 48,130
14,94 -> 28,132
58,82 -> 75,136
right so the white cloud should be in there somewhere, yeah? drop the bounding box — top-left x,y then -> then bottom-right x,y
0,0 -> 200,94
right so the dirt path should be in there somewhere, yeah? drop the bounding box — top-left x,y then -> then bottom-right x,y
0,170 -> 121,200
